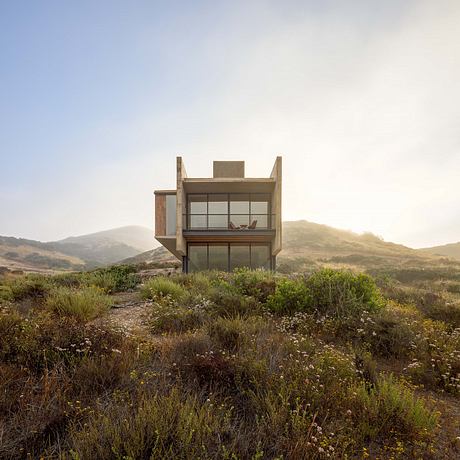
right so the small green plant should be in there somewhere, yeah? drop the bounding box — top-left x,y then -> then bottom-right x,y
46,286 -> 111,321
141,277 -> 186,301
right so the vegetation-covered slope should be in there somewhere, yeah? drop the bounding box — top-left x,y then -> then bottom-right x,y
0,236 -> 86,272
0,226 -> 155,272
1,265 -> 459,459
422,241 -> 460,261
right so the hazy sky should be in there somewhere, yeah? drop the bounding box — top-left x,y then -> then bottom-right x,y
1,0 -> 459,248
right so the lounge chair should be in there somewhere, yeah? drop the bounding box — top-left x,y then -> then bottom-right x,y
228,221 -> 237,230
248,220 -> 258,229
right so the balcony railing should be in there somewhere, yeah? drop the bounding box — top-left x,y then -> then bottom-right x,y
183,213 -> 275,231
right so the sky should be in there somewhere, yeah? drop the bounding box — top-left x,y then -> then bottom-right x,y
0,0 -> 459,248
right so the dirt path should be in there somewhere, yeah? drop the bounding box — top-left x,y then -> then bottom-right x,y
101,291 -> 154,337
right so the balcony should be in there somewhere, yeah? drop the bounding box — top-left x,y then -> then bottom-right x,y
184,192 -> 275,232
184,213 -> 275,231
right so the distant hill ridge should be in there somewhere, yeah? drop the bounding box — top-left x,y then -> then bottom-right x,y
123,220 -> 458,266
1,221 -> 459,273
0,226 -> 156,272
421,241 -> 460,261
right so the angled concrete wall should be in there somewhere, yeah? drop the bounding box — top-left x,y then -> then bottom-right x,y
176,157 -> 187,256
270,156 -> 282,255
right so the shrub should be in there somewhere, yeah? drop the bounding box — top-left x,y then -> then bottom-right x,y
350,375 -> 438,441
65,389 -> 235,460
0,274 -> 51,302
232,268 -> 276,302
148,301 -> 207,334
206,316 -> 267,352
419,296 -> 460,328
305,268 -> 383,317
52,266 -> 140,294
357,302 -> 419,358
266,278 -> 311,314
46,286 -> 111,321
209,285 -> 261,317
85,265 -> 140,293
140,277 -> 186,301
173,272 -> 212,296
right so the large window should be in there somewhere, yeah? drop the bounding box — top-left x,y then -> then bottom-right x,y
187,243 -> 271,272
208,244 -> 228,271
250,244 -> 271,270
230,244 -> 250,270
165,195 -> 176,236
188,245 -> 208,272
187,193 -> 271,230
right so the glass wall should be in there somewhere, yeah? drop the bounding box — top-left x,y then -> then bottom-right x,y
188,245 -> 208,272
208,244 -> 228,271
187,193 -> 271,230
208,194 -> 228,229
229,244 -> 250,270
165,194 -> 176,236
188,243 -> 271,272
250,244 -> 271,270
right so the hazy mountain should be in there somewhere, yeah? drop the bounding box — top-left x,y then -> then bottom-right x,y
0,236 -> 85,273
0,226 -> 156,272
421,242 -> 460,261
51,226 -> 155,266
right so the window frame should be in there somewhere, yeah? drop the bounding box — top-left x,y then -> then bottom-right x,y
186,193 -> 272,230
187,242 -> 272,272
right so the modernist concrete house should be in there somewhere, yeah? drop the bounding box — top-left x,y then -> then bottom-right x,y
154,157 -> 282,272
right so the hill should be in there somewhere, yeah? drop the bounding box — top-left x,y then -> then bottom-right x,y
0,236 -> 85,273
51,226 -> 156,266
0,226 -> 156,272
128,220 -> 445,270
421,241 -> 460,261
120,246 -> 179,266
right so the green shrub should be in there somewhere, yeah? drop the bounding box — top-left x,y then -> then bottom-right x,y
266,278 -> 311,314
209,285 -> 261,317
0,275 -> 51,302
305,268 -> 383,317
141,277 -> 186,301
232,268 -> 276,302
350,375 -> 438,440
65,389 -> 235,460
148,302 -> 207,334
172,272 -> 212,296
357,302 -> 418,358
46,286 -> 111,321
52,265 -> 140,294
206,316 -> 267,351
419,297 -> 460,328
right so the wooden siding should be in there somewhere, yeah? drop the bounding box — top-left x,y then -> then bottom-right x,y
155,194 -> 166,236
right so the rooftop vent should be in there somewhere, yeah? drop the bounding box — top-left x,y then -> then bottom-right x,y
213,161 -> 245,178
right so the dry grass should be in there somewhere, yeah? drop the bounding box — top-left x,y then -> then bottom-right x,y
1,267 -> 459,459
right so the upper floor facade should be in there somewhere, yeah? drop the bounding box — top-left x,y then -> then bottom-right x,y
154,157 -> 282,272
